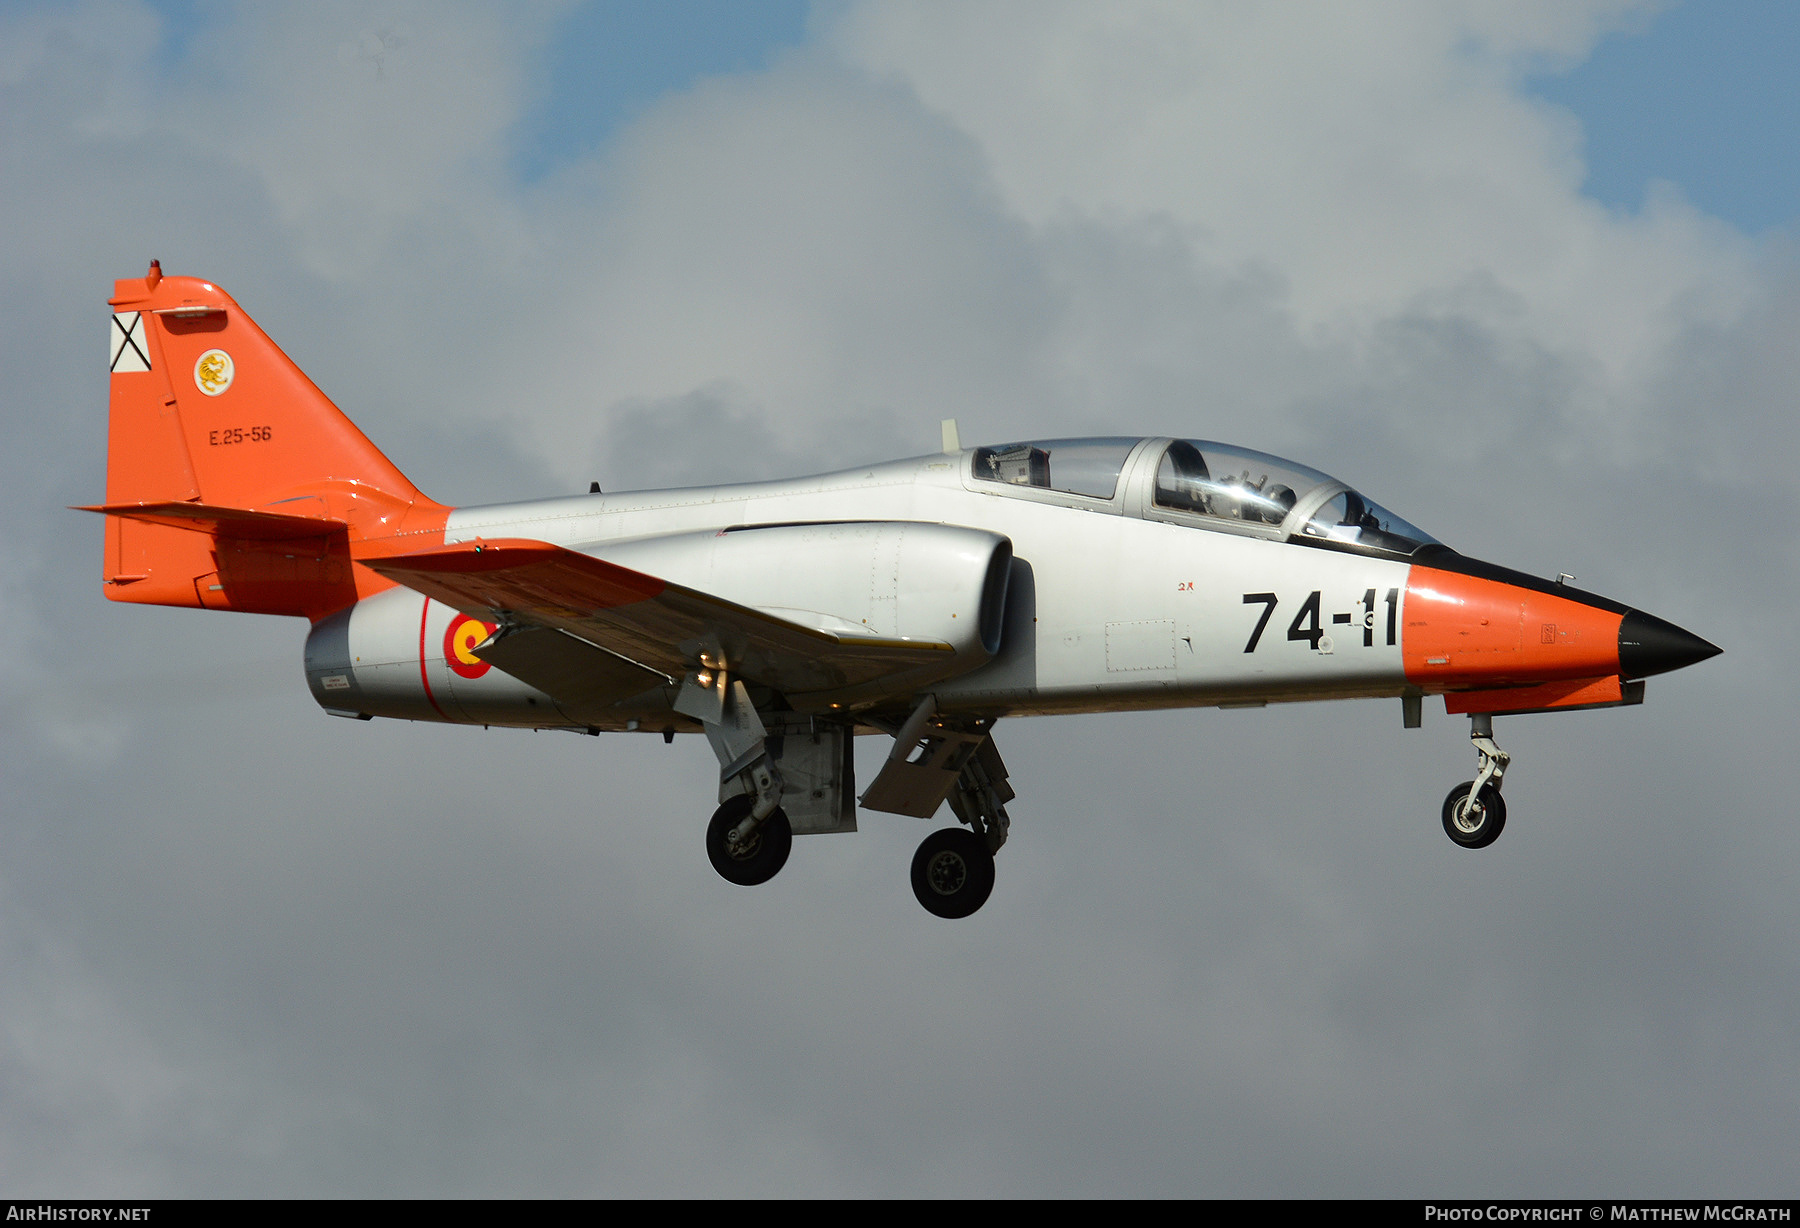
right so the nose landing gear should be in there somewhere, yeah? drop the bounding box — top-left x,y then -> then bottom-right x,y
1442,780 -> 1506,848
1442,713 -> 1510,849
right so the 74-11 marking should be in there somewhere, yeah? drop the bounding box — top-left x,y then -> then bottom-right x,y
1241,588 -> 1398,653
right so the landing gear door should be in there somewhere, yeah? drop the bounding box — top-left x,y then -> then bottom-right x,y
720,715 -> 857,835
860,723 -> 991,818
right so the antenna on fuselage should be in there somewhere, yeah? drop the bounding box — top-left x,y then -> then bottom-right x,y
941,418 -> 961,454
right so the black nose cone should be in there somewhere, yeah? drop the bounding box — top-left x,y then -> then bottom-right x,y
1619,610 -> 1721,679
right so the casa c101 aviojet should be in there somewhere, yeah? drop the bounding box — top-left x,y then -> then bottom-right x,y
90,263 -> 1720,918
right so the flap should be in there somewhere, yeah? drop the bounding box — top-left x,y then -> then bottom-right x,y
360,537 -> 953,697
474,625 -> 669,717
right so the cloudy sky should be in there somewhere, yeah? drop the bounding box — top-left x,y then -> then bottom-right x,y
2,0 -> 1795,1196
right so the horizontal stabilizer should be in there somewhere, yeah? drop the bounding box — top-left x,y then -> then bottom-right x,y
76,501 -> 345,541
361,537 -> 953,697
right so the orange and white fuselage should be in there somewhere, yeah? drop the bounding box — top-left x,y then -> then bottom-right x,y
91,266 -> 1717,912
295,453 -> 1697,733
93,269 -> 1710,733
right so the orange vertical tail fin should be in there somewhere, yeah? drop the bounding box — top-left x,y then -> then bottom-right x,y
88,263 -> 449,617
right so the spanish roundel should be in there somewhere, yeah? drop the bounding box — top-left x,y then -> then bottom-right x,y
444,615 -> 498,679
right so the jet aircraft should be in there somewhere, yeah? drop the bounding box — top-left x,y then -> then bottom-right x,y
90,264 -> 1720,917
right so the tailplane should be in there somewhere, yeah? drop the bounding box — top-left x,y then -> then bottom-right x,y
89,262 -> 448,617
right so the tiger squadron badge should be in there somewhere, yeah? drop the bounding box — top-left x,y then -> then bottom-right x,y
194,349 -> 234,396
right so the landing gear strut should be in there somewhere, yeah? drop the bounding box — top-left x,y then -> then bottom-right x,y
912,716 -> 1013,918
677,665 -> 794,887
1442,712 -> 1509,849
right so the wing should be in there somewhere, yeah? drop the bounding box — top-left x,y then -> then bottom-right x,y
360,537 -> 954,702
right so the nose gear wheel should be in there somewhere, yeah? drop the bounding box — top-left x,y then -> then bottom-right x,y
1441,781 -> 1506,848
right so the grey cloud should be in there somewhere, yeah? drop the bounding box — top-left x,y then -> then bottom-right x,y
0,0 -> 1791,1197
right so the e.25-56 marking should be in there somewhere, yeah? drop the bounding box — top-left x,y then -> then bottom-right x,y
208,425 -> 273,446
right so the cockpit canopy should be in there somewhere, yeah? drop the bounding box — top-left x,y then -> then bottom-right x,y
973,437 -> 1135,500
970,437 -> 1438,557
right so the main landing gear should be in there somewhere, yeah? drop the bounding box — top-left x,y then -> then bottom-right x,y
910,738 -> 1012,918
911,829 -> 994,919
855,700 -> 1015,918
1442,712 -> 1510,849
706,794 -> 792,885
680,672 -> 1016,917
678,666 -> 800,888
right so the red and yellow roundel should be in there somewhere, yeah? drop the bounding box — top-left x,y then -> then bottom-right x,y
443,615 -> 498,679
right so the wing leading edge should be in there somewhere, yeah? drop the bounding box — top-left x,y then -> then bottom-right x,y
360,537 -> 956,706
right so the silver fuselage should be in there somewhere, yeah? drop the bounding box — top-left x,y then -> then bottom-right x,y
308,440 -> 1413,730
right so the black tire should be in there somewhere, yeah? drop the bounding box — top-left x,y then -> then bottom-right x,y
705,795 -> 792,885
910,828 -> 996,919
1441,781 -> 1507,849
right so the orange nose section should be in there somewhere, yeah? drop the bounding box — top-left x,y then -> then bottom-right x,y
1403,567 -> 1623,689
